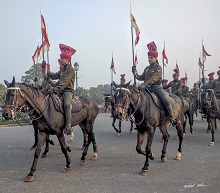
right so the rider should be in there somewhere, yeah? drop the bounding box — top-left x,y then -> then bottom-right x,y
132,41 -> 180,126
206,69 -> 220,98
47,44 -> 76,135
162,79 -> 170,93
163,73 -> 184,104
181,77 -> 189,98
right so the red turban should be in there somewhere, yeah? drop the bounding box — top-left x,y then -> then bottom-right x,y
59,44 -> 76,60
120,74 -> 126,83
147,41 -> 158,58
180,77 -> 187,84
163,79 -> 168,84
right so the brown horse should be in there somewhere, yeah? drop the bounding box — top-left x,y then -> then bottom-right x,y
182,97 -> 194,134
103,94 -> 134,135
203,89 -> 219,146
112,81 -> 184,175
2,77 -> 99,182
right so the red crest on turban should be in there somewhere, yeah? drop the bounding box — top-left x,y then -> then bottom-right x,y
59,44 -> 76,60
120,74 -> 126,83
147,41 -> 158,58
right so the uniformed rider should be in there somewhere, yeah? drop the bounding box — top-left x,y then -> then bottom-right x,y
181,77 -> 189,98
47,44 -> 76,135
132,41 -> 180,126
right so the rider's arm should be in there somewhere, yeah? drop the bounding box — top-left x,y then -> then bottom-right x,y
141,66 -> 162,87
173,81 -> 182,94
47,71 -> 61,80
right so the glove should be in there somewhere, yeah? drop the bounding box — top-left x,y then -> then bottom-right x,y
132,65 -> 136,73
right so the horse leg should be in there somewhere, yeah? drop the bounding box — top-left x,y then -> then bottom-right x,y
187,111 -> 194,134
117,119 -> 122,136
68,131 -> 74,143
80,126 -> 88,150
160,126 -> 170,163
80,132 -> 93,165
209,118 -> 215,146
175,123 -> 184,161
25,131 -> 47,182
136,131 -> 146,156
141,128 -> 155,176
206,116 -> 211,133
112,117 -> 119,134
183,114 -> 187,135
91,131 -> 98,160
215,118 -> 217,130
129,120 -> 133,134
56,132 -> 72,173
31,122 -> 38,150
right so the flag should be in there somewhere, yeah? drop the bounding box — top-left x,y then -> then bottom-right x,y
162,48 -> 168,66
131,14 -> 140,46
41,15 -> 50,47
38,40 -> 50,60
39,63 -> 50,73
110,56 -> 116,74
203,45 -> 211,62
134,53 -> 138,66
198,58 -> 203,68
32,46 -> 40,65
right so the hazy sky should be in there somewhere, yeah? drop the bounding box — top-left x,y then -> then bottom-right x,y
0,0 -> 219,89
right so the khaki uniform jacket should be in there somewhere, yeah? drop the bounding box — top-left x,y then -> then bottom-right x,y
206,78 -> 220,94
135,62 -> 162,87
47,64 -> 75,92
190,88 -> 198,97
182,85 -> 189,97
164,79 -> 182,95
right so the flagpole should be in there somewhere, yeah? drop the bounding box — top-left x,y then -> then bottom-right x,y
111,52 -> 113,96
162,41 -> 165,81
130,4 -> 136,86
201,38 -> 205,86
198,54 -> 201,111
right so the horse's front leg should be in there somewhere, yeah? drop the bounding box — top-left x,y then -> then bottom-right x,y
57,132 -> 71,173
80,131 -> 92,165
31,121 -> 38,150
25,131 -> 47,182
41,134 -> 54,158
209,118 -> 216,146
80,126 -> 88,150
175,123 -> 184,161
136,130 -> 146,156
159,125 -> 170,163
112,117 -> 119,134
141,128 -> 155,176
118,119 -> 122,136
129,120 -> 133,134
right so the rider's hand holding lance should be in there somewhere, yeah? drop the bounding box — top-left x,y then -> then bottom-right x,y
46,44 -> 76,135
132,41 -> 180,126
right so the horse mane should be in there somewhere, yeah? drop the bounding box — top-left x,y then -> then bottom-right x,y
19,83 -> 45,98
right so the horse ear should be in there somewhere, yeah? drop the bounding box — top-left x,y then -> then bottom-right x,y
124,80 -> 131,88
12,76 -> 15,85
112,81 -> 118,88
4,80 -> 10,87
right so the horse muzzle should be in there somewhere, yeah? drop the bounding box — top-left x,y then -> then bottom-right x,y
2,107 -> 13,120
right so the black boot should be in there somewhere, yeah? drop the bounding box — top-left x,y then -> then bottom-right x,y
64,108 -> 72,135
165,105 -> 181,126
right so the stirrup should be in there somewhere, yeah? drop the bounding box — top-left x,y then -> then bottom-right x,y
64,125 -> 72,135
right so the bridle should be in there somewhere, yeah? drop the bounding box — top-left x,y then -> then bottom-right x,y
5,83 -> 50,122
203,89 -> 220,113
114,87 -> 144,125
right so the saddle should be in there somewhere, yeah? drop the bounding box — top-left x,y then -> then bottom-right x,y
51,94 -> 82,114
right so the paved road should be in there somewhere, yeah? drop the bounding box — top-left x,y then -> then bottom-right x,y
0,113 -> 219,193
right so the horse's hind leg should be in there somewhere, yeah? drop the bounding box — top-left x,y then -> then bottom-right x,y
80,126 -> 88,150
31,121 -> 38,150
112,117 -> 119,134
80,131 -> 93,165
41,134 -> 54,158
57,132 -> 72,173
209,118 -> 216,146
91,131 -> 98,160
25,131 -> 47,182
129,120 -> 133,134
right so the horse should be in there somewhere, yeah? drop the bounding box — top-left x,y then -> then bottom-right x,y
182,97 -> 194,134
190,93 -> 198,117
112,81 -> 184,175
203,89 -> 219,146
103,94 -> 134,135
2,77 -> 99,182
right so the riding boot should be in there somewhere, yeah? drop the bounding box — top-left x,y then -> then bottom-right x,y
64,108 -> 72,135
165,105 -> 181,126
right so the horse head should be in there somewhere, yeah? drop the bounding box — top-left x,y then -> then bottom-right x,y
113,81 -> 132,119
3,76 -> 25,120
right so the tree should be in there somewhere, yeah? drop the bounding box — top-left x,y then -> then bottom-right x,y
0,83 -> 7,107
21,64 -> 44,86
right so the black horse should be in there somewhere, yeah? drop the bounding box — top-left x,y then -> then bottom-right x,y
103,94 -> 134,135
3,77 -> 99,182
112,81 -> 184,175
182,97 -> 194,134
203,89 -> 219,146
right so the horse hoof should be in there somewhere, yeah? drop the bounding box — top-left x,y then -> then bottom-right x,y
117,133 -> 121,137
191,131 -> 195,134
206,129 -> 210,133
183,133 -> 186,136
91,153 -> 98,160
175,155 -> 182,161
81,146 -> 85,150
25,175 -> 34,182
41,153 -> 46,158
63,167 -> 71,173
161,157 -> 167,163
209,142 -> 214,146
140,169 -> 148,176
149,153 -> 155,160
129,131 -> 132,134
80,160 -> 86,166
49,140 -> 55,145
